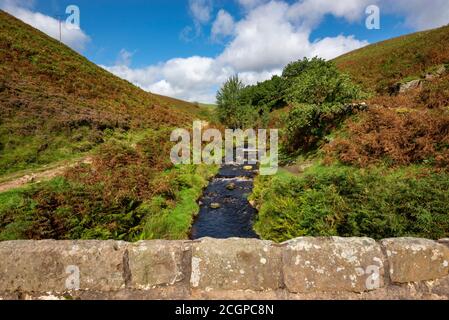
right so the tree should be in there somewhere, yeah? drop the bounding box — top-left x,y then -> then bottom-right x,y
216,75 -> 245,128
216,75 -> 264,129
283,58 -> 365,153
282,57 -> 328,84
285,59 -> 363,105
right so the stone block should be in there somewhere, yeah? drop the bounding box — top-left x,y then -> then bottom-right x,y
283,237 -> 385,293
191,238 -> 282,291
0,240 -> 126,292
381,238 -> 449,283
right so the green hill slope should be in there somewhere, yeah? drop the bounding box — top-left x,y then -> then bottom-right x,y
0,10 -> 201,176
334,24 -> 449,94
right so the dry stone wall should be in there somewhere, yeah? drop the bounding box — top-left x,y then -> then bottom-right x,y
1,237 -> 449,300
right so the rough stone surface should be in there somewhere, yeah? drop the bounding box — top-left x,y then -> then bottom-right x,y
438,238 -> 449,248
127,240 -> 190,289
381,238 -> 449,283
283,237 -> 385,293
191,238 -> 282,291
1,238 -> 449,300
0,240 -> 126,292
399,79 -> 423,93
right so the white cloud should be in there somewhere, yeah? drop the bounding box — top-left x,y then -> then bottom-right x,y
236,0 -> 270,10
0,0 -> 34,9
115,49 -> 135,67
287,0 -> 449,31
106,0 -> 449,103
0,0 -> 90,51
106,0 -> 370,103
310,35 -> 369,60
217,1 -> 368,72
239,69 -> 283,85
181,0 -> 214,41
103,56 -> 232,103
212,9 -> 235,39
288,0 -> 372,29
189,0 -> 213,24
382,0 -> 449,30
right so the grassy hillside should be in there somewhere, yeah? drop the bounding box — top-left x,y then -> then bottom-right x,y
0,10 -> 218,241
334,24 -> 449,94
0,10 -> 201,176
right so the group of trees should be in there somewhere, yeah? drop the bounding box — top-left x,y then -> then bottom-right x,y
216,75 -> 274,129
216,57 -> 364,152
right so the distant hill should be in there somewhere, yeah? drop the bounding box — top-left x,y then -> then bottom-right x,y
0,10 -> 201,176
334,24 -> 449,94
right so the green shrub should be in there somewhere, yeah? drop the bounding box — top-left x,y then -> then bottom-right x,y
251,164 -> 449,242
240,75 -> 286,111
279,58 -> 365,153
285,58 -> 363,105
284,103 -> 365,152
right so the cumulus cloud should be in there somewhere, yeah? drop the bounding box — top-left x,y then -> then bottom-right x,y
211,9 -> 235,40
288,0 -> 449,31
106,0 -> 449,103
103,56 -> 232,103
1,0 -> 90,51
217,1 -> 368,72
189,0 -> 213,23
107,0 -> 370,103
309,35 -> 369,60
236,0 -> 270,10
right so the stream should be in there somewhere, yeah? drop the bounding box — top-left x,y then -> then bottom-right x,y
190,159 -> 259,239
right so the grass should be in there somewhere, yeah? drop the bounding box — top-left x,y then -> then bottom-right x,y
253,25 -> 449,242
0,185 -> 36,240
138,164 -> 218,240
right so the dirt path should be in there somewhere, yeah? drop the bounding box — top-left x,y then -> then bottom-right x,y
0,157 -> 93,193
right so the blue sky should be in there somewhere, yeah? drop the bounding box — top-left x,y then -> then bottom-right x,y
2,0 -> 449,102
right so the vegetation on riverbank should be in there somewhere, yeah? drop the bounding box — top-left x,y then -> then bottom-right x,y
0,130 -> 218,240
251,163 -> 449,242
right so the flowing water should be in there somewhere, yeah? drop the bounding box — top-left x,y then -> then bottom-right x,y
190,160 -> 259,239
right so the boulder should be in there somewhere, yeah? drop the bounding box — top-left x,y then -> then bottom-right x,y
399,79 -> 423,93
226,183 -> 236,190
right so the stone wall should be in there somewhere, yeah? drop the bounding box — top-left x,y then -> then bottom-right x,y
1,237 -> 449,300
